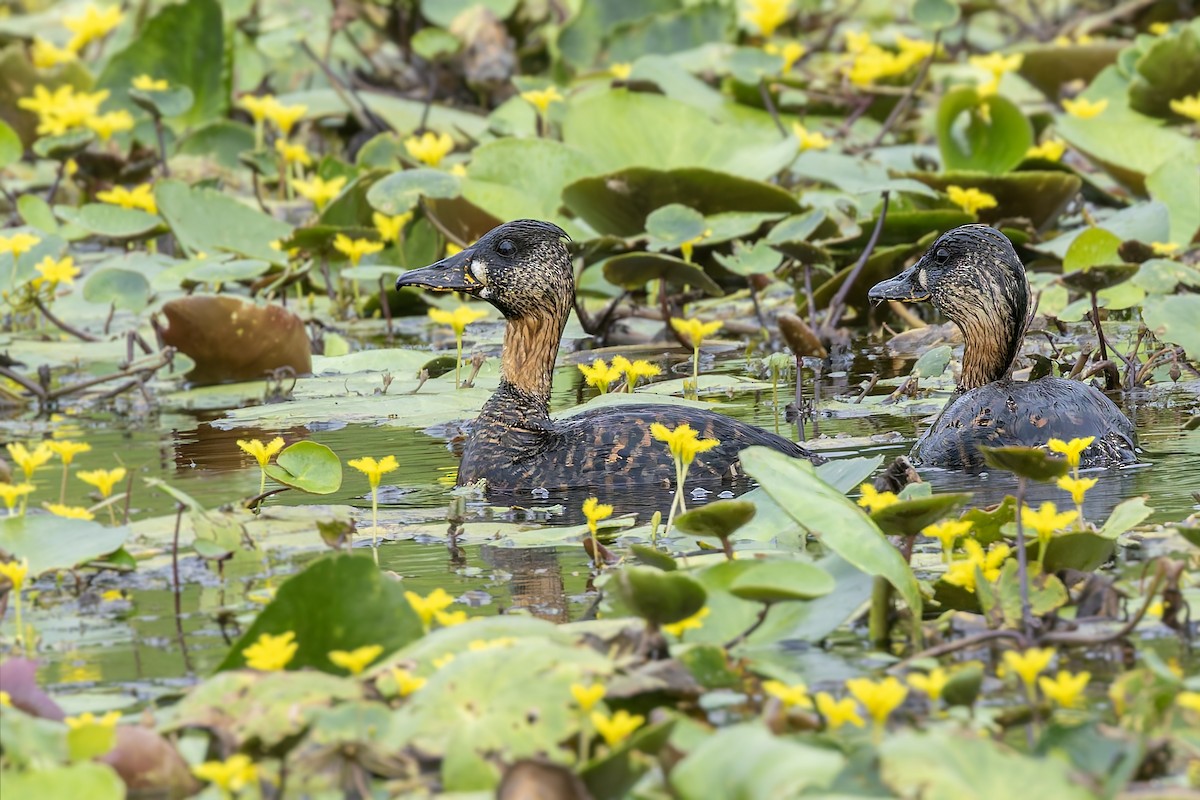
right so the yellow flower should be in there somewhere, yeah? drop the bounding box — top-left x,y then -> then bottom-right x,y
31,38 -> 77,69
0,483 -> 35,514
923,519 -> 972,559
763,679 -> 812,710
132,74 -> 169,91
391,668 -> 427,697
907,668 -> 948,702
662,606 -> 710,637
7,442 -> 53,480
192,754 -> 258,793
43,503 -> 95,520
373,211 -> 413,243
1022,501 -> 1078,541
64,3 -> 124,52
34,256 -> 81,288
610,356 -> 661,392
844,30 -> 872,55
77,467 -> 127,498
671,317 -> 723,349
333,234 -> 384,267
609,62 -> 632,80
1039,670 -> 1090,708
650,423 -> 720,468
857,483 -> 898,513
1056,475 -> 1097,507
1003,647 -> 1055,690
520,87 -> 565,115
468,637 -> 517,651
238,93 -> 276,122
846,676 -> 907,727
578,358 -> 623,394
292,175 -> 347,210
64,710 -> 121,729
264,102 -> 307,135
242,631 -> 297,671
1170,94 -> 1200,121
1177,692 -> 1200,714
765,41 -> 806,72
894,33 -> 935,66
1048,436 -> 1094,468
0,691 -> 10,706
943,538 -> 1011,593
1150,242 -> 1180,256
101,589 -> 125,602
47,440 -> 91,465
742,0 -> 790,37
946,185 -> 998,215
1026,138 -> 1066,161
85,110 -> 134,141
1062,97 -> 1108,119
405,587 -> 455,627
445,242 -> 464,257
274,139 -> 312,167
0,558 -> 30,591
0,232 -> 42,259
571,682 -> 606,712
432,652 -> 456,669
793,122 -> 832,152
435,609 -> 469,627
816,691 -> 865,729
590,709 -> 645,746
582,496 -> 614,535
427,304 -> 488,336
18,85 -> 107,136
969,52 -> 1023,96
404,131 -> 454,167
329,644 -> 384,675
347,455 -> 399,490
236,437 -> 284,468
95,184 -> 157,215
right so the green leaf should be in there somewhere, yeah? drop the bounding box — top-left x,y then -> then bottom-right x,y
83,268 -> 152,312
713,239 -> 783,276
264,441 -> 343,494
979,445 -> 1069,482
1,763 -> 124,799
905,171 -> 1081,228
1128,27 -> 1200,118
869,493 -> 972,538
936,88 -> 1033,174
674,500 -> 756,541
218,554 -> 424,672
645,203 -> 706,245
186,258 -> 271,284
1146,153 -> 1200,247
461,138 -> 597,225
0,118 -> 20,169
32,129 -> 94,161
612,566 -> 707,626
96,0 -> 225,126
670,723 -> 844,799
912,0 -> 960,29
66,723 -> 116,763
0,516 -> 130,576
366,168 -> 461,216
912,344 -> 952,378
1142,295 -> 1200,360
155,180 -> 292,262
602,252 -> 724,296
728,560 -> 835,602
419,0 -> 517,27
1099,496 -> 1153,539
411,27 -> 461,61
997,560 -> 1067,623
75,204 -> 162,239
1063,227 -> 1122,271
739,447 -> 923,619
129,85 -> 195,119
17,194 -> 58,234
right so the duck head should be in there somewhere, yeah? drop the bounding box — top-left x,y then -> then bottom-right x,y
396,219 -> 573,321
869,224 -> 1030,389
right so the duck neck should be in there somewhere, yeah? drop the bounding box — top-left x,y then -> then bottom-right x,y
947,272 -> 1029,392
492,306 -> 569,417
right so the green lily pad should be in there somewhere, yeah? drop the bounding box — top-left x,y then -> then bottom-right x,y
912,344 -> 952,378
671,723 -> 844,799
674,500 -> 756,541
913,0 -> 960,29
601,252 -> 724,296
155,179 -> 292,262
263,441 -> 343,494
869,493 -> 973,538
186,258 -> 272,284
367,168 -> 462,216
1059,264 -> 1139,294
979,446 -> 1070,482
32,129 -> 95,160
1,763 -> 123,799
0,516 -> 130,576
1128,26 -> 1200,118
1099,496 -> 1153,539
997,559 -> 1068,624
1141,295 -> 1200,360
612,566 -> 707,626
462,138 -> 598,225
129,85 -> 195,119
218,554 -> 424,673
645,203 -> 706,247
629,544 -> 677,571
728,560 -> 835,603
83,268 -> 152,312
904,171 -> 1082,227
713,239 -> 783,276
411,26 -> 461,61
937,88 -> 1033,174
0,119 -> 20,169
1063,227 -> 1122,272
1018,42 -> 1124,98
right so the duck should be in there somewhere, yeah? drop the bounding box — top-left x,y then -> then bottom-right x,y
868,224 -> 1137,471
396,219 -> 824,492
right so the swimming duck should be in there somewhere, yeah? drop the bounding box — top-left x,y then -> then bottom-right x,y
868,224 -> 1137,470
396,219 -> 823,492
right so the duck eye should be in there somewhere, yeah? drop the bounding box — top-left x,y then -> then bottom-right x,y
496,239 -> 517,258
934,248 -> 950,265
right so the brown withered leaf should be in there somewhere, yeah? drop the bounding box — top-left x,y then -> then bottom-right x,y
160,295 -> 312,385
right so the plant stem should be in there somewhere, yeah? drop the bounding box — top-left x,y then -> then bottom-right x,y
370,485 -> 380,565
869,576 -> 892,649
692,345 -> 700,397
14,590 -> 27,658
454,334 -> 463,389
1014,476 -> 1033,637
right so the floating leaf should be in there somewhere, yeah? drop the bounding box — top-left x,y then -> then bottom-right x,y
74,204 -> 162,239
264,441 -> 343,494
912,0 -> 960,29
155,180 -> 292,262
674,500 -> 756,541
0,516 -> 130,576
728,560 -> 835,602
367,168 -> 462,216
83,268 -> 152,312
937,88 -> 1033,174
129,85 -> 195,119
979,446 -> 1069,482
612,567 -> 707,626
0,119 -> 20,169
870,493 -> 972,538
1062,228 -> 1122,272
602,252 -> 724,296
671,723 -> 844,799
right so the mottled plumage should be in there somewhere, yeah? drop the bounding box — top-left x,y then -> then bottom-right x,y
869,224 -> 1137,471
398,220 -> 822,491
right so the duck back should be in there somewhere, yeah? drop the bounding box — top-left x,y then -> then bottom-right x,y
913,377 -> 1137,471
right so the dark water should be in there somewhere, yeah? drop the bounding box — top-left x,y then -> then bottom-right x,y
8,337 -> 1199,712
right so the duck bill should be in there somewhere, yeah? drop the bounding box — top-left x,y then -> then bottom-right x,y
395,247 -> 481,295
867,264 -> 931,304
